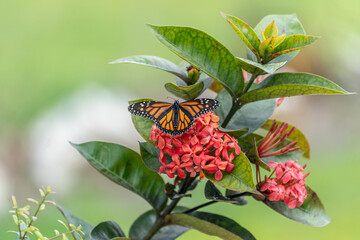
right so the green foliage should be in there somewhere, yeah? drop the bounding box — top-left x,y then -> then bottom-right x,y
129,208 -> 189,240
240,72 -> 350,103
110,55 -> 188,81
263,186 -> 332,227
168,212 -> 255,240
164,81 -> 204,100
90,221 -> 125,240
215,89 -> 276,133
9,187 -> 85,240
247,14 -> 307,64
205,153 -> 256,193
71,141 -> 168,212
148,25 -> 244,97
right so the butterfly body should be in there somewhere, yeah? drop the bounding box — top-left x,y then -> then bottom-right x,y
128,99 -> 219,136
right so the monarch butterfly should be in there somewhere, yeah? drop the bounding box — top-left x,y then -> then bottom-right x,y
128,98 -> 220,136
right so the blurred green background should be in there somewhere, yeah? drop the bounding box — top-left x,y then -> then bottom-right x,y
1,0 -> 359,239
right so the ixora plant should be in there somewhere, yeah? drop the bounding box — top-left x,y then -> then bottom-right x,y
10,13 -> 351,240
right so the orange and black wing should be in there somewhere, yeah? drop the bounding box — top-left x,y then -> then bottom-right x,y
179,98 -> 219,119
128,101 -> 172,122
155,107 -> 178,135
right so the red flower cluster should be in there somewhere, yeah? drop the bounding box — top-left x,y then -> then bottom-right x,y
150,112 -> 241,180
259,160 -> 310,209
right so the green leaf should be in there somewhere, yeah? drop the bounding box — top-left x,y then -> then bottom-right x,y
168,212 -> 256,240
236,57 -> 286,74
225,190 -> 248,206
205,152 -> 256,192
247,14 -> 306,64
129,98 -> 155,144
139,141 -> 172,173
71,141 -> 167,212
263,20 -> 278,39
204,181 -> 248,205
269,35 -> 319,62
215,89 -> 276,134
221,12 -> 261,61
148,25 -> 244,97
165,81 -> 204,100
240,72 -> 350,103
56,204 -> 93,240
264,186 -> 332,227
219,128 -> 248,139
109,55 -> 188,81
262,119 -> 310,159
91,221 -> 126,240
129,208 -> 189,240
258,36 -> 275,59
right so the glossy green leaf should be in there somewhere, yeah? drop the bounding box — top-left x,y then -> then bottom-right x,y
215,89 -> 276,134
204,181 -> 236,203
247,14 -> 306,64
129,208 -> 189,240
71,141 -> 167,212
56,204 -> 93,240
168,212 -> 256,240
149,25 -> 244,97
129,98 -> 155,144
205,152 -> 256,192
264,186 -> 331,227
221,12 -> 261,61
110,55 -> 188,81
91,221 -> 125,240
263,20 -> 278,39
204,181 -> 247,205
258,36 -> 275,59
269,35 -> 319,62
236,57 -> 286,74
240,73 -> 350,103
139,141 -> 172,173
165,81 -> 204,100
262,119 -> 310,159
219,128 -> 248,138
225,190 -> 248,206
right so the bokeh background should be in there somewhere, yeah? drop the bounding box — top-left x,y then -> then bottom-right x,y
1,0 -> 359,239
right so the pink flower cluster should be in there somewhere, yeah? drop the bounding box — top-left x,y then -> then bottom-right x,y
259,160 -> 310,209
150,112 -> 241,181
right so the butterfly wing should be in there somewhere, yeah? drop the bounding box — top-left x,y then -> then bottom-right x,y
179,98 -> 220,119
128,101 -> 172,121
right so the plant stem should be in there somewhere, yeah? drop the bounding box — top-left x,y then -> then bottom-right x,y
221,71 -> 260,129
16,209 -> 22,239
221,100 -> 240,128
183,200 -> 217,214
143,175 -> 194,240
182,192 -> 248,214
22,192 -> 49,240
242,71 -> 259,95
48,230 -> 77,240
